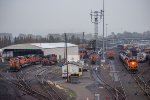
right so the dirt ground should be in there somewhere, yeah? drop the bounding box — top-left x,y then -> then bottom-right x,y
58,70 -> 95,100
0,80 -> 21,100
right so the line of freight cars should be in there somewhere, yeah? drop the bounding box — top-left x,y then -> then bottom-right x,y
118,44 -> 149,63
9,54 -> 57,71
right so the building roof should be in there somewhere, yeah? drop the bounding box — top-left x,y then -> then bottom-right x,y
2,42 -> 77,50
31,43 -> 77,49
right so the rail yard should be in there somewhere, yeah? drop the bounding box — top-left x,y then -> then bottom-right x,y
0,41 -> 150,100
1,0 -> 150,99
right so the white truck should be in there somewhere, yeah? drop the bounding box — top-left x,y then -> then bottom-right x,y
67,55 -> 80,62
62,62 -> 82,78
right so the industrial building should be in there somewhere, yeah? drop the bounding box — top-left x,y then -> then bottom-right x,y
1,43 -> 79,60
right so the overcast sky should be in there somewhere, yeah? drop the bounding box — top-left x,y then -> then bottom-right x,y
0,0 -> 150,36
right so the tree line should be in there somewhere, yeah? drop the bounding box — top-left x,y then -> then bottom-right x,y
0,31 -> 150,48
109,31 -> 150,39
0,33 -> 85,48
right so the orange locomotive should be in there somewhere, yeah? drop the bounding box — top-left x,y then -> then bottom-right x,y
9,58 -> 21,70
127,59 -> 138,69
9,55 -> 42,71
42,54 -> 57,65
29,55 -> 42,64
119,51 -> 138,73
106,49 -> 115,59
89,52 -> 98,64
9,56 -> 29,71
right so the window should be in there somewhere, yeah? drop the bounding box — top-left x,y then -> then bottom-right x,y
79,68 -> 82,72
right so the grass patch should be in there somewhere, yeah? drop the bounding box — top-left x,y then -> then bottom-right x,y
61,85 -> 77,100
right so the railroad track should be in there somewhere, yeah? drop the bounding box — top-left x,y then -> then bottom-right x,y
15,65 -> 51,100
1,63 -> 65,100
0,64 -> 51,100
91,65 -> 127,100
36,67 -> 64,100
120,58 -> 150,99
131,74 -> 150,99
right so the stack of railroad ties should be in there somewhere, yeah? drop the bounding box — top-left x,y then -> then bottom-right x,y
9,54 -> 57,71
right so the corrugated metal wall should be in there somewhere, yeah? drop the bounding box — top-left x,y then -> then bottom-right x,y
42,46 -> 79,59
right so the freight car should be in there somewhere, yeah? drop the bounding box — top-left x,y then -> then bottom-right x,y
119,51 -> 138,73
137,52 -> 147,63
117,44 -> 124,50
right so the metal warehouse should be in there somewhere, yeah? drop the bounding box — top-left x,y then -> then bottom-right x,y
2,43 -> 79,60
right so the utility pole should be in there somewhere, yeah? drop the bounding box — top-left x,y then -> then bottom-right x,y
102,0 -> 105,60
82,32 -> 85,59
90,10 -> 103,51
64,33 -> 69,82
82,32 -> 85,46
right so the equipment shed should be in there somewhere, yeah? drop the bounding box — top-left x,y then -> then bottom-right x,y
2,43 -> 79,60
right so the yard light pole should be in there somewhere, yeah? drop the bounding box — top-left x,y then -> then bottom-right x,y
106,24 -> 108,50
90,10 -> 103,52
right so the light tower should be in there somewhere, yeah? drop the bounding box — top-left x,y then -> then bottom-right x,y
106,24 -> 108,50
90,10 -> 103,51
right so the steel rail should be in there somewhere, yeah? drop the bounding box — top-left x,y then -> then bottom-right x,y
121,60 -> 150,100
131,74 -> 150,99
36,66 -> 64,100
16,65 -> 51,100
94,68 -> 127,100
